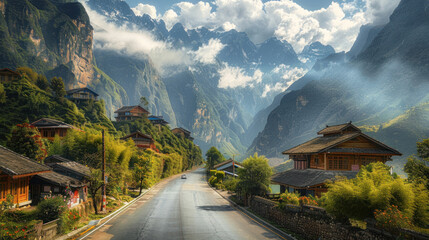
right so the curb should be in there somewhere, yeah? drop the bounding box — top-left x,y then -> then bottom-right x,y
211,186 -> 296,240
60,188 -> 150,240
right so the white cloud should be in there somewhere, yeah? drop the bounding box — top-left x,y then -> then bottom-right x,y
364,0 -> 401,25
218,66 -> 262,88
160,0 -> 400,52
132,3 -> 157,19
82,1 -> 191,74
192,39 -> 225,64
262,65 -> 307,97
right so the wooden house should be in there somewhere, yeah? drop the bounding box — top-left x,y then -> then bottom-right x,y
0,68 -> 20,83
114,106 -> 149,122
65,87 -> 98,103
31,118 -> 81,141
0,145 -> 51,207
148,115 -> 169,131
172,127 -> 194,141
213,159 -> 243,177
121,131 -> 157,151
31,155 -> 90,206
271,122 -> 402,197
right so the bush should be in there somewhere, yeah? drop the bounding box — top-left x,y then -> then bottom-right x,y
324,162 -> 420,222
374,205 -> 411,233
58,209 -> 81,234
299,196 -> 319,206
279,192 -> 300,206
209,170 -> 217,176
36,195 -> 67,223
215,171 -> 225,182
223,178 -> 239,192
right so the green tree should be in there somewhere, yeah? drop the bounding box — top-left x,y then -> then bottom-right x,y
405,139 -> 429,189
87,169 -> 104,215
133,155 -> 152,195
237,153 -> 273,196
50,77 -> 66,98
140,96 -> 149,108
205,146 -> 225,169
6,123 -> 47,162
0,83 -> 5,104
324,162 -> 429,227
36,74 -> 50,92
16,67 -> 38,83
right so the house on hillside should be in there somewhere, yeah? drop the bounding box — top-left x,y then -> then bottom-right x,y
0,145 -> 51,207
65,87 -> 98,103
271,122 -> 402,197
31,118 -> 82,141
214,159 -> 243,177
114,106 -> 149,122
121,131 -> 157,151
172,127 -> 194,141
148,115 -> 169,131
31,155 -> 90,206
0,68 -> 20,83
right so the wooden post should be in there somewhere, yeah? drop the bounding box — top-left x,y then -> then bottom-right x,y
101,129 -> 106,213
324,153 -> 327,170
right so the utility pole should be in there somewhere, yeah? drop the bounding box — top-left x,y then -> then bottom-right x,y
232,154 -> 239,178
101,129 -> 106,213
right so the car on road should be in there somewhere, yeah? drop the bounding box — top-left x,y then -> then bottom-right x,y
181,174 -> 187,179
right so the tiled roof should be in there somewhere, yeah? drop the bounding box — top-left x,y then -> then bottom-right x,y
0,145 -> 51,176
282,132 -> 401,155
36,172 -> 84,188
114,106 -> 149,113
271,168 -> 358,188
0,68 -> 20,76
66,87 -> 99,96
283,133 -> 360,154
213,159 -> 242,169
31,118 -> 80,130
45,155 -> 90,177
317,122 -> 360,135
121,131 -> 153,141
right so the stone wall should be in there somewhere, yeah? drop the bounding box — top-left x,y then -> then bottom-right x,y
249,196 -> 428,240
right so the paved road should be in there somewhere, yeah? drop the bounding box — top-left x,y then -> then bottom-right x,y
84,168 -> 283,240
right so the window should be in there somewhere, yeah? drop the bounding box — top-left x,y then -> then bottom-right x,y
43,130 -> 48,137
125,112 -> 131,116
43,186 -> 51,192
53,187 -> 60,193
50,130 -> 55,138
328,156 -> 349,170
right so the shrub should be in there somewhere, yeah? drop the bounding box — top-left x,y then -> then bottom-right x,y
279,192 -> 300,206
324,162 -> 419,222
58,209 -> 81,234
215,171 -> 225,182
37,195 -> 67,223
223,178 -> 239,192
0,220 -> 36,240
209,170 -> 217,176
374,205 -> 411,233
299,196 -> 319,206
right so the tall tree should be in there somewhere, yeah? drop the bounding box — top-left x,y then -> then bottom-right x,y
6,123 -> 47,162
140,96 -> 149,108
405,138 -> 429,189
205,146 -> 225,169
16,67 -> 38,83
36,74 -> 50,92
50,77 -> 66,98
87,169 -> 104,215
237,153 -> 272,196
133,155 -> 152,195
0,83 -> 5,103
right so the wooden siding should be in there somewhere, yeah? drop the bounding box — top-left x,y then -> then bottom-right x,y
0,173 -> 30,205
40,128 -> 69,141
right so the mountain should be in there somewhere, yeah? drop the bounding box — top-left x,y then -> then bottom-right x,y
248,0 -> 429,173
257,37 -> 302,71
299,41 -> 335,68
346,24 -> 385,59
93,50 -> 177,126
0,0 -> 127,117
